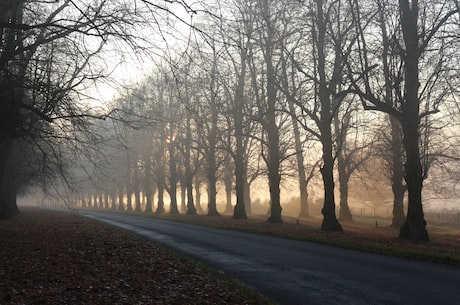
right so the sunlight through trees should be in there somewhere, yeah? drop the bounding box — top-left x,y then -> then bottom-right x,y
3,0 -> 460,241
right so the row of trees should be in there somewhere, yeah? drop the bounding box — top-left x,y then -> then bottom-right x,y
2,1 -> 460,242
0,0 -> 197,218
77,0 -> 460,242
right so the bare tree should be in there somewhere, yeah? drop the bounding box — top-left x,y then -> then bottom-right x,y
333,106 -> 373,222
188,36 -> 223,217
279,0 -> 359,231
212,0 -> 258,219
349,0 -> 460,240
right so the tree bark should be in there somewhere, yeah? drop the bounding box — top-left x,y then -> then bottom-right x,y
288,99 -> 309,218
378,3 -> 406,229
263,0 -> 282,223
180,178 -> 187,213
156,179 -> 165,214
133,163 -> 141,212
0,140 -> 19,219
117,184 -> 124,211
233,117 -> 247,219
400,119 -> 427,240
232,50 -> 248,220
98,192 -> 104,209
398,0 -> 428,240
0,3 -> 22,219
338,174 -> 353,222
185,112 -> 196,216
320,128 -> 343,231
111,191 -> 117,210
315,0 -> 342,231
206,122 -> 219,216
168,144 -> 179,214
390,117 -> 406,227
334,114 -> 353,222
194,177 -> 204,214
207,163 -> 219,216
223,158 -> 233,214
144,155 -> 153,214
126,169 -> 133,212
104,191 -> 109,210
243,179 -> 252,215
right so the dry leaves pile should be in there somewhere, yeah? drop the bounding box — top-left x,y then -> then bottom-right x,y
0,208 -> 270,305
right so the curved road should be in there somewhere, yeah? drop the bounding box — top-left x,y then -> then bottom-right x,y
79,211 -> 460,305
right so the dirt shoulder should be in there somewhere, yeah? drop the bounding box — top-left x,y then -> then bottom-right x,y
0,207 -> 273,305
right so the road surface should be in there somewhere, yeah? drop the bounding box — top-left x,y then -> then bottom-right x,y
79,210 -> 460,305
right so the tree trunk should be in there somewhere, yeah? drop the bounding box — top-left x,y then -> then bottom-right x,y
398,0 -> 428,241
244,179 -> 252,215
288,99 -> 309,218
144,155 -> 153,214
400,120 -> 427,240
263,0 -> 282,223
206,130 -> 219,216
186,184 -> 196,215
316,0 -> 342,231
88,193 -> 93,208
98,192 -> 104,209
194,178 -> 203,214
111,191 -> 117,210
266,136 -> 282,223
390,116 -> 406,228
126,174 -> 133,212
223,158 -> 233,214
0,3 -> 24,219
168,144 -> 179,214
335,125 -> 353,222
0,140 -> 18,219
320,131 -> 343,231
225,186 -> 232,214
207,164 -> 219,216
180,180 -> 187,213
117,184 -> 124,211
232,50 -> 248,220
378,2 -> 406,229
233,146 -> 247,219
338,174 -> 353,222
156,141 -> 165,214
333,113 -> 353,222
93,192 -> 97,209
185,112 -> 196,216
156,179 -> 165,214
80,195 -> 85,208
104,191 -> 109,210
133,164 -> 141,212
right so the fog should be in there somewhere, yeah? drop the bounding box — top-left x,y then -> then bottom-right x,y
2,1 -> 460,241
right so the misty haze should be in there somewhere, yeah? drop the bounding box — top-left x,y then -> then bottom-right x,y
1,0 -> 460,304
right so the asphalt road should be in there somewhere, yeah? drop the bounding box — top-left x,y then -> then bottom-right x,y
79,211 -> 460,305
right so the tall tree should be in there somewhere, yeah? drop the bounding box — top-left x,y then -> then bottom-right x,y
281,0 -> 358,231
215,0 -> 257,219
333,107 -> 372,222
184,107 -> 197,215
191,37 -> 223,217
350,0 -> 460,240
166,77 -> 180,214
258,0 -> 283,222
